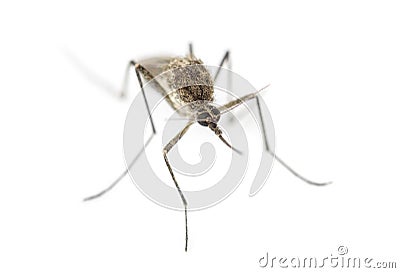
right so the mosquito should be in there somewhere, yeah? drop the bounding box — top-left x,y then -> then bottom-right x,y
83,43 -> 331,252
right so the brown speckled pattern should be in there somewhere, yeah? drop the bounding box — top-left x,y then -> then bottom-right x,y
165,57 -> 214,108
137,56 -> 215,115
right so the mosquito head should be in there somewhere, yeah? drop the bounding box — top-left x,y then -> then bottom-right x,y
196,104 -> 242,154
196,104 -> 221,128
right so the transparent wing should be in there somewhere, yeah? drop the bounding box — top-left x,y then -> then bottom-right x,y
139,56 -> 172,77
138,56 -> 175,96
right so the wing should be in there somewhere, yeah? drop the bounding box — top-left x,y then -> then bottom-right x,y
136,56 -> 176,97
137,56 -> 214,118
138,56 -> 172,78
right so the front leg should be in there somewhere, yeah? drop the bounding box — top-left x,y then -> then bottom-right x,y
219,86 -> 270,151
219,88 -> 331,186
121,60 -> 159,133
162,121 -> 194,251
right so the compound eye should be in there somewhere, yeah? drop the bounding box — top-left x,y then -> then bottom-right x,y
209,106 -> 221,123
197,112 -> 210,126
211,106 -> 220,117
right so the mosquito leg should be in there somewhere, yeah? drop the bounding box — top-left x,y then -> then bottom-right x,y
213,50 -> 230,83
255,96 -> 270,151
120,61 -> 157,134
219,92 -> 331,186
188,42 -> 194,58
213,50 -> 235,122
163,121 -> 194,252
84,60 -> 161,201
219,90 -> 269,149
134,63 -> 157,134
83,134 -> 155,201
219,90 -> 260,114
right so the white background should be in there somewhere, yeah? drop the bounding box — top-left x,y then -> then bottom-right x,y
1,0 -> 399,272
